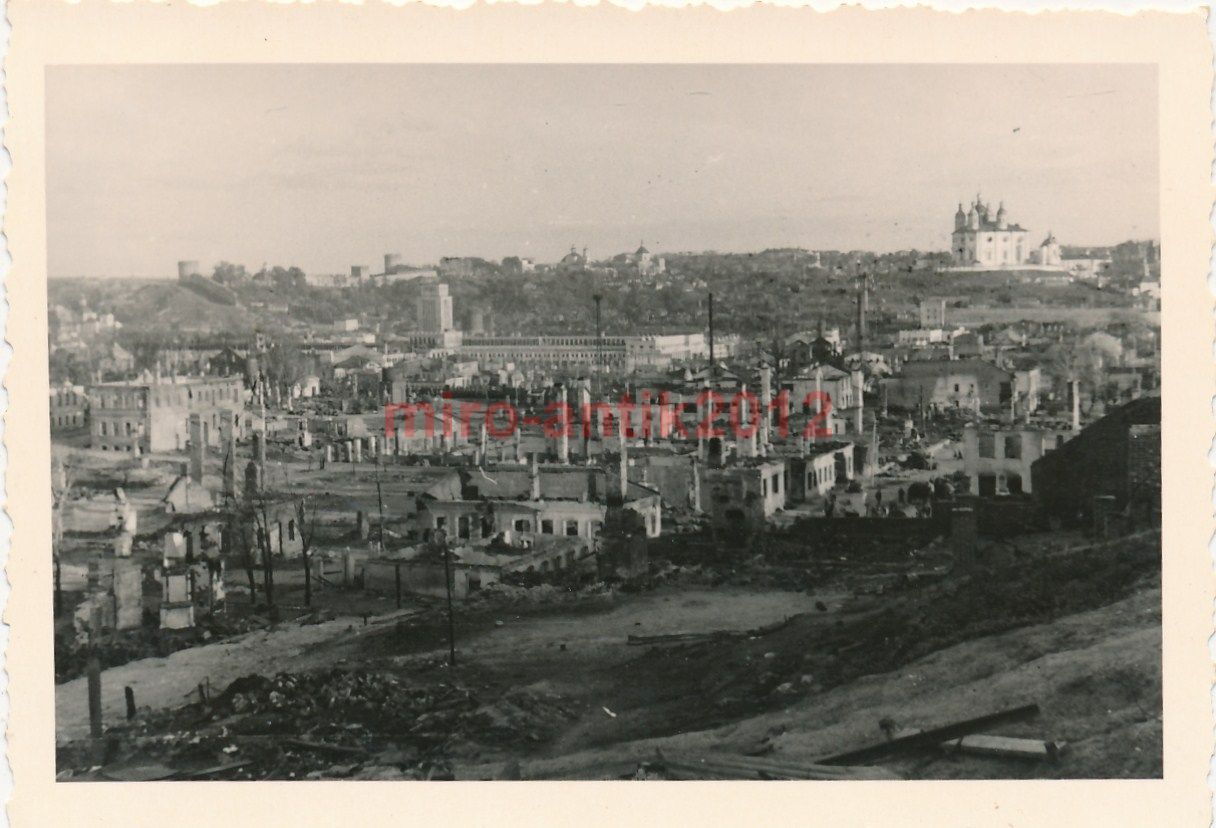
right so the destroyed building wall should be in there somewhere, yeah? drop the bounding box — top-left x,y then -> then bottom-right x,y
962,424 -> 1072,496
1030,396 -> 1161,524
803,443 -> 854,498
73,558 -> 144,642
700,459 -> 787,530
786,367 -> 855,414
622,489 -> 663,538
422,498 -> 607,546
502,537 -> 594,573
50,383 -> 87,431
364,558 -> 501,600
631,454 -> 700,511
89,377 -> 244,453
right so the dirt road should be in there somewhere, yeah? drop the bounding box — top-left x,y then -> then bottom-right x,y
55,608 -> 419,742
56,586 -> 818,743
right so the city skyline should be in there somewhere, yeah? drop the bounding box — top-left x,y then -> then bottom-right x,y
47,63 -> 1158,279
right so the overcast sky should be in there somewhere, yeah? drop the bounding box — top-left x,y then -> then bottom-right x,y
47,63 -> 1157,279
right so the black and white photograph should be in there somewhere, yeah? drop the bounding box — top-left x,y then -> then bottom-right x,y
46,62 -> 1163,783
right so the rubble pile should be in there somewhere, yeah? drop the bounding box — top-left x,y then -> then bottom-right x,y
470,580 -> 614,606
58,667 -> 583,781
217,670 -> 477,737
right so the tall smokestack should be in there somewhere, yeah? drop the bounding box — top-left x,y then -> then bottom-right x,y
759,364 -> 772,456
558,384 -> 570,464
479,420 -> 488,467
579,377 -> 591,460
856,270 -> 868,356
529,452 -> 541,500
707,292 -> 716,381
1071,379 -> 1081,432
618,426 -> 629,501
188,413 -> 205,485
697,379 -> 709,460
690,455 -> 702,512
813,365 -> 823,444
514,427 -> 523,464
853,370 -> 865,435
738,384 -> 757,459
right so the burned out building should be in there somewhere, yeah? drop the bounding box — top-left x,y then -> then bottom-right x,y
700,458 -> 788,530
1030,396 -> 1161,524
880,358 -> 1014,414
88,376 -> 245,453
962,423 -> 1074,497
50,382 -> 87,432
798,441 -> 856,499
415,456 -> 663,571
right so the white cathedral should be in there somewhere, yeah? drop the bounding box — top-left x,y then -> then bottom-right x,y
951,196 -> 1061,269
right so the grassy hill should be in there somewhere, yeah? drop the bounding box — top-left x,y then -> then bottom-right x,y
112,282 -> 256,334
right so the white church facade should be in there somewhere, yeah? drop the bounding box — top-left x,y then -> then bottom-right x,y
949,196 -> 1062,270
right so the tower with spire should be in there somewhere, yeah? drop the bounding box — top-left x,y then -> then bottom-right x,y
629,240 -> 665,277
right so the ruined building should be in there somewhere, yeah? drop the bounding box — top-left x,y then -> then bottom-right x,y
88,376 -> 245,453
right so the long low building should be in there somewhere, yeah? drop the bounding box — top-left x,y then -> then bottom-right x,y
398,331 -> 709,372
457,334 -> 629,370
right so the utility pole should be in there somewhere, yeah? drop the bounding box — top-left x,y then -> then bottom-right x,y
707,292 -> 716,382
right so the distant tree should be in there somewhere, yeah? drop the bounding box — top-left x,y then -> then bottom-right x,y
211,261 -> 249,285
260,339 -> 309,392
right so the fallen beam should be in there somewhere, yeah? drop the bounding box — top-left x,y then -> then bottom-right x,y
815,703 -> 1041,766
281,737 -> 368,756
941,734 -> 1065,762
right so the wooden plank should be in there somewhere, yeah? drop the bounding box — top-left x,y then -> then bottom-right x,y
940,734 -> 1064,761
815,703 -> 1041,766
281,737 -> 368,756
